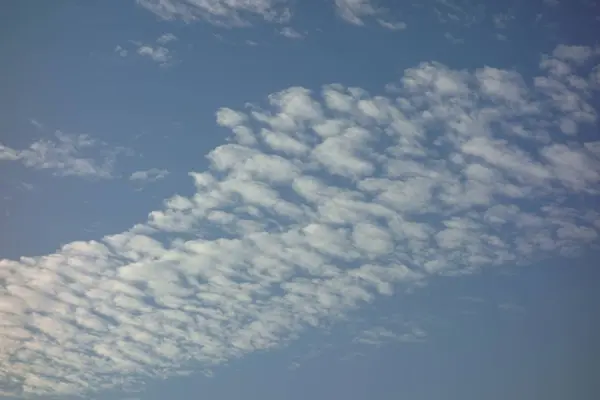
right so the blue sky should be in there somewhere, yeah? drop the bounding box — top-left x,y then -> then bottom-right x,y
1,0 -> 600,399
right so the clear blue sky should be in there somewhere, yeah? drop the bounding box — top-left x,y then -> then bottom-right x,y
1,0 -> 599,399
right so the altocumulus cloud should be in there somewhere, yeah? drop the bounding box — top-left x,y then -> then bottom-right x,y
1,45 -> 600,396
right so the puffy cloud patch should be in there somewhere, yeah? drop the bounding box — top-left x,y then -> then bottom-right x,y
2,44 -> 600,397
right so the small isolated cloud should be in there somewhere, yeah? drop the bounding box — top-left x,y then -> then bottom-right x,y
129,168 -> 170,183
1,44 -> 600,397
115,45 -> 128,57
117,34 -> 179,66
136,0 -> 291,27
156,32 -> 177,45
137,45 -> 172,64
279,26 -> 304,39
377,19 -> 407,31
0,131 -> 124,178
29,119 -> 43,129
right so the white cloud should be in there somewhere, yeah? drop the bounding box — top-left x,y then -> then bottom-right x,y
136,0 -> 405,28
279,26 -> 304,39
2,44 -> 600,397
377,19 -> 407,30
130,168 -> 170,183
156,32 -> 177,44
136,0 -> 291,27
119,34 -> 179,65
552,44 -> 594,65
137,45 -> 172,64
0,131 -> 123,178
333,0 -> 378,25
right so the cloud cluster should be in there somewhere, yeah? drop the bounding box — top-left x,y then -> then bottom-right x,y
0,131 -> 123,179
1,45 -> 600,396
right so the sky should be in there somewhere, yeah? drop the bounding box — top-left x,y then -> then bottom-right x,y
1,0 -> 600,399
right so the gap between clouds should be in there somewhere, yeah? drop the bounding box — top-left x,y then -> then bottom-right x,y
1,44 -> 600,397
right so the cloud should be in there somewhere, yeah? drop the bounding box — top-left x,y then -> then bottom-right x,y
135,0 -> 401,28
331,0 -> 405,28
433,0 -> 485,27
278,26 -> 303,39
115,45 -> 129,57
1,44 -> 600,397
0,131 -> 124,178
136,0 -> 291,27
130,168 -> 170,183
333,0 -> 379,25
377,19 -> 407,31
137,45 -> 172,65
117,34 -> 179,66
156,33 -> 177,45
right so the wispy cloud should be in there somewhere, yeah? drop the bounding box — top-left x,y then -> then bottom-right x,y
130,168 -> 170,183
279,26 -> 304,39
1,45 -> 599,397
0,131 -> 125,179
156,32 -> 178,45
136,0 -> 291,27
135,0 -> 402,28
333,0 -> 379,25
377,19 -> 407,31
